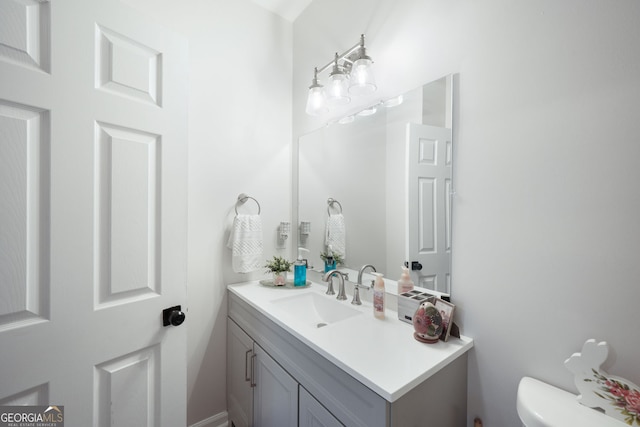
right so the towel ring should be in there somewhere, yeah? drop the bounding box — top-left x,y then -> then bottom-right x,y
235,193 -> 261,215
327,198 -> 342,215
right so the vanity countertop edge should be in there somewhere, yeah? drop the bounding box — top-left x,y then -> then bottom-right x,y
227,280 -> 474,402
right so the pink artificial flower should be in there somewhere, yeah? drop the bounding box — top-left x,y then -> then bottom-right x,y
606,380 -> 630,398
624,389 -> 640,415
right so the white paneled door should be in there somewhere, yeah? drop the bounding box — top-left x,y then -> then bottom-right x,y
0,0 -> 188,425
406,123 -> 452,294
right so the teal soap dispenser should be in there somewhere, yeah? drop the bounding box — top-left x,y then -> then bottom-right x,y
294,247 -> 310,287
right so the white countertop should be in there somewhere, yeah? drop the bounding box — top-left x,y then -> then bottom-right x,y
228,280 -> 473,402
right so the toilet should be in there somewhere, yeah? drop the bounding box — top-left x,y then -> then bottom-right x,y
517,376 -> 625,426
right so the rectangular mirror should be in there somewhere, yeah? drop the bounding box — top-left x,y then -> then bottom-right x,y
297,74 -> 454,294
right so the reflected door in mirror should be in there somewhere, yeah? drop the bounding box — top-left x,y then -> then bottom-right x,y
407,123 -> 452,293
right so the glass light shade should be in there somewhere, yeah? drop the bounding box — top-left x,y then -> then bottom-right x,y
349,57 -> 376,95
324,73 -> 351,106
305,85 -> 328,116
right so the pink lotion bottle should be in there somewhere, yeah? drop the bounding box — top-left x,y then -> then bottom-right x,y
372,273 -> 385,319
397,266 -> 415,294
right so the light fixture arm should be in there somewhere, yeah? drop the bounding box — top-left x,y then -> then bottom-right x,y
314,34 -> 367,75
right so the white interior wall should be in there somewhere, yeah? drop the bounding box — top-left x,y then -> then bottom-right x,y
120,0 -> 292,424
294,0 -> 640,425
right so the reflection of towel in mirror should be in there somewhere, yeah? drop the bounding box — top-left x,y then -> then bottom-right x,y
227,214 -> 263,273
325,213 -> 346,259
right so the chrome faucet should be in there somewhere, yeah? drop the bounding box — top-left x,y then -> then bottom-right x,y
322,270 -> 348,300
353,264 -> 377,305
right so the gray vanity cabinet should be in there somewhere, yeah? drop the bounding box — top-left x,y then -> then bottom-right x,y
228,290 -> 468,427
227,319 -> 253,427
299,387 -> 342,427
253,343 -> 298,427
228,319 -> 298,427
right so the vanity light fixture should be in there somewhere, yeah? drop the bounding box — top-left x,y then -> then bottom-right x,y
305,34 -> 376,116
348,41 -> 376,95
305,68 -> 328,116
325,53 -> 351,107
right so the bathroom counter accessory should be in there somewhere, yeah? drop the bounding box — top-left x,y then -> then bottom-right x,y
326,197 -> 343,215
258,279 -> 311,288
234,193 -> 261,215
228,280 -> 473,402
565,339 -> 640,425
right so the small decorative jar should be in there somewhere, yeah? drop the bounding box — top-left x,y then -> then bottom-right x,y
412,301 -> 443,344
272,271 -> 287,286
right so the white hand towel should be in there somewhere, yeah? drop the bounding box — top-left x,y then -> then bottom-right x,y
325,213 -> 346,259
227,214 -> 264,273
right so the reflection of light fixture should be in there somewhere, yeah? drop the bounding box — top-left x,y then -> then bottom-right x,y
338,115 -> 355,124
305,34 -> 376,116
357,106 -> 377,117
383,95 -> 404,108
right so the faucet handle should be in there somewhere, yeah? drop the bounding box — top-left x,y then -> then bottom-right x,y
357,279 -> 374,290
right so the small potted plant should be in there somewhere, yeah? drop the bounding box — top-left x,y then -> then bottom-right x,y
319,249 -> 344,272
264,255 -> 292,286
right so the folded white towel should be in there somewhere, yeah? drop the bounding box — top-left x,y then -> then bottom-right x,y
227,214 -> 264,273
325,213 -> 346,259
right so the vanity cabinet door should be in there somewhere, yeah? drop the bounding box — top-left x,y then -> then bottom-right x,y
253,343 -> 298,427
299,387 -> 343,427
228,319 -> 254,427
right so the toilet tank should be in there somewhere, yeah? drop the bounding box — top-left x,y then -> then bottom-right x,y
517,377 -> 625,427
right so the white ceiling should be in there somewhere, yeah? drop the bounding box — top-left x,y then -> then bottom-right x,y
250,0 -> 313,22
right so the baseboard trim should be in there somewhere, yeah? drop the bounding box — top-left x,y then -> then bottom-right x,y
189,411 -> 228,427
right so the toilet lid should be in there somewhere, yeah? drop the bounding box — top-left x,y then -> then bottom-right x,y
517,377 -> 625,427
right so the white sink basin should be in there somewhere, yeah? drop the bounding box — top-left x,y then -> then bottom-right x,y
271,292 -> 362,328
